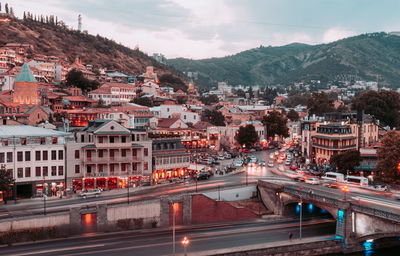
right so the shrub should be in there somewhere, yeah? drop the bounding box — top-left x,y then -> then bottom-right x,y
117,219 -> 131,230
133,218 -> 144,229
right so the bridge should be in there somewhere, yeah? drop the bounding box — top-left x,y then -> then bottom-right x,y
258,180 -> 400,252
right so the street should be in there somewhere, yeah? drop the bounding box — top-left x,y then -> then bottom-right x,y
0,217 -> 336,256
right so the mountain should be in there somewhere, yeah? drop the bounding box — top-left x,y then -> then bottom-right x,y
0,15 -> 176,77
169,32 -> 400,88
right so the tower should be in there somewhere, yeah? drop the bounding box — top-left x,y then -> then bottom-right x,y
13,63 -> 39,105
78,14 -> 82,32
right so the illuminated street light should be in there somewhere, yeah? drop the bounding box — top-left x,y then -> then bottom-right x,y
298,198 -> 302,240
341,185 -> 350,201
181,236 -> 189,256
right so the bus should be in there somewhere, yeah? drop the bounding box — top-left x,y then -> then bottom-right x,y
321,172 -> 345,182
346,175 -> 368,186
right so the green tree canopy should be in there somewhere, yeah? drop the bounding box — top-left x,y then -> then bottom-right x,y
131,97 -> 154,107
283,92 -> 310,108
286,109 -> 300,121
0,165 -> 14,200
66,69 -> 99,93
235,124 -> 259,148
262,110 -> 289,140
199,95 -> 219,105
307,92 -> 335,116
377,131 -> 400,181
351,90 -> 400,128
201,109 -> 225,126
234,89 -> 246,98
330,150 -> 361,174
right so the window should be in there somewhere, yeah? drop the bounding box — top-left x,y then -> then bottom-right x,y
52,137 -> 58,144
25,167 -> 31,177
35,167 -> 41,177
25,151 -> 31,161
2,140 -> 8,146
98,137 -> 103,143
17,168 -> 23,178
21,138 -> 27,145
43,166 -> 48,176
110,136 -> 115,143
17,151 -> 23,162
58,150 -> 64,160
7,152 -> 12,162
132,149 -> 137,157
43,151 -> 48,161
75,165 -> 80,174
58,166 -> 64,176
144,148 -> 148,157
144,162 -> 148,171
35,151 -> 41,161
121,149 -> 127,157
81,134 -> 84,142
0,152 -> 4,163
98,150 -> 103,158
51,150 -> 57,160
74,150 -> 80,159
40,137 -> 45,145
51,166 -> 57,176
121,136 -> 126,143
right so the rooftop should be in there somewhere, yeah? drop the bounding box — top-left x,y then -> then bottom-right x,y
0,125 -> 71,138
14,63 -> 37,83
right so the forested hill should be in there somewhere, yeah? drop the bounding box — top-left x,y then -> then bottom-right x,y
0,14 -> 175,76
169,33 -> 400,88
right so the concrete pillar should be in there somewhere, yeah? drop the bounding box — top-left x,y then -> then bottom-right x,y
97,204 -> 108,232
69,207 -> 82,234
182,194 -> 192,225
159,196 -> 170,227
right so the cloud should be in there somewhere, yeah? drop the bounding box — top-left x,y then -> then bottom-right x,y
322,28 -> 356,43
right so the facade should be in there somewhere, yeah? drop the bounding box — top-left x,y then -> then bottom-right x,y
152,104 -> 200,124
67,120 -> 152,191
12,63 -> 40,105
0,125 -> 74,199
88,82 -> 136,105
151,136 -> 190,183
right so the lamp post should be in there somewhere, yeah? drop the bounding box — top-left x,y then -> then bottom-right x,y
127,177 -> 130,204
298,197 -> 302,240
181,236 -> 189,256
171,202 -> 176,256
43,176 -> 47,215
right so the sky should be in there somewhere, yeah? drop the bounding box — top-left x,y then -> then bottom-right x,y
6,0 -> 400,59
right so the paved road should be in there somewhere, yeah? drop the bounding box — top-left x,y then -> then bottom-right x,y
0,217 -> 336,256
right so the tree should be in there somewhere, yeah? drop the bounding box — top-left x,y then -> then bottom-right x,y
236,125 -> 259,148
159,74 -> 187,92
261,87 -> 278,105
351,90 -> 400,128
65,69 -> 99,93
307,92 -> 334,116
262,110 -> 289,140
5,3 -> 9,14
246,87 -> 253,98
9,7 -> 14,16
202,109 -> 225,126
377,131 -> 400,181
283,92 -> 310,108
199,95 -> 219,105
0,165 -> 14,203
330,150 -> 361,174
286,109 -> 300,121
234,89 -> 246,98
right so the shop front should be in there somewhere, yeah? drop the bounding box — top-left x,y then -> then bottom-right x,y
152,168 -> 188,184
74,176 -> 144,191
34,180 -> 65,198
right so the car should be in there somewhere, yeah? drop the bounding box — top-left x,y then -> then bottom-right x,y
392,193 -> 400,200
267,160 -> 274,167
290,165 -> 298,170
217,155 -> 225,160
277,158 -> 284,164
196,172 -> 210,180
80,189 -> 102,199
285,160 -> 291,166
234,160 -> 244,167
293,176 -> 306,182
259,160 -> 266,166
269,153 -> 275,159
224,153 -> 232,159
249,155 -> 257,162
305,178 -> 321,185
274,151 -> 279,156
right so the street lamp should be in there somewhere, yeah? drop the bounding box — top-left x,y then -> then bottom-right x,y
181,236 -> 189,256
43,176 -> 47,215
298,197 -> 302,240
171,202 -> 177,256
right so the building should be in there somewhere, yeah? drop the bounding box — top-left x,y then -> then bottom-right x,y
12,63 -> 40,105
67,120 -> 152,191
0,125 -> 74,199
150,135 -> 190,183
151,104 -> 200,125
88,82 -> 136,105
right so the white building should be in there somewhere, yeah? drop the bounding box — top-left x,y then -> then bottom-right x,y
88,82 -> 137,105
151,104 -> 200,124
0,126 -> 74,199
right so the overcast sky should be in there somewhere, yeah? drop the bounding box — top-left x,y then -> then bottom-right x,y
7,0 -> 400,59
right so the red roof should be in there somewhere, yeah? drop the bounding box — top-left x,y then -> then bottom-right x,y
157,118 -> 180,128
64,96 -> 97,103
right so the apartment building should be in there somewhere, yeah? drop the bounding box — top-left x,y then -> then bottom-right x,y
0,125 -> 74,199
66,119 -> 152,191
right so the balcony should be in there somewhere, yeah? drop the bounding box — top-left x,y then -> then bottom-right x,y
83,156 -> 142,164
313,143 -> 357,150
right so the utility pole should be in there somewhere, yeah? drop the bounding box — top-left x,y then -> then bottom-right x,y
43,175 -> 47,215
299,196 -> 302,240
127,178 -> 130,204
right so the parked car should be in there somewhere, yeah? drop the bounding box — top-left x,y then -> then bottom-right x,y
217,155 -> 225,160
285,160 -> 291,166
392,193 -> 400,200
196,172 -> 210,180
80,189 -> 102,199
267,160 -> 274,167
305,178 -> 321,185
234,160 -> 244,167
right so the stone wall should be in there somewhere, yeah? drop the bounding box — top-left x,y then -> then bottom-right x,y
0,213 -> 69,232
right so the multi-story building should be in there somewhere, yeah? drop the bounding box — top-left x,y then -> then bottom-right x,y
0,125 -> 74,200
151,104 -> 200,125
66,120 -> 152,191
150,135 -> 190,183
88,82 -> 136,105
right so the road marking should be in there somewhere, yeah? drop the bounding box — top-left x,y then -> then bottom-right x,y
8,244 -> 105,256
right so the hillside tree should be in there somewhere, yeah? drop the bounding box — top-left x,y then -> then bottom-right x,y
307,92 -> 335,116
287,109 -> 300,121
199,94 -> 219,105
202,109 -> 225,126
235,125 -> 259,149
5,3 -> 8,14
262,110 -> 289,140
65,69 -> 99,93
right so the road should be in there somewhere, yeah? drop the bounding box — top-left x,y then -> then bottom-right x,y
0,217 -> 336,256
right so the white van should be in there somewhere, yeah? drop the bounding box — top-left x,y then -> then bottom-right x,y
346,175 -> 368,186
321,172 -> 345,182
